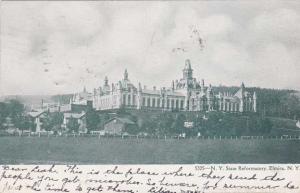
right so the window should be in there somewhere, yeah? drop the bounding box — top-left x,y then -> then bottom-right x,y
176,100 -> 179,109
171,99 -> 174,109
180,100 -> 184,109
123,95 -> 126,105
152,98 -> 156,107
133,95 -> 136,105
167,99 -> 170,108
128,95 -> 131,105
147,98 -> 150,107
142,97 -> 146,106
157,99 -> 160,107
162,99 -> 165,108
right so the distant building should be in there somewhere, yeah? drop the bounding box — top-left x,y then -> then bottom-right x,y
28,110 -> 47,132
104,117 -> 135,135
71,59 -> 257,113
40,101 -> 72,113
62,111 -> 87,133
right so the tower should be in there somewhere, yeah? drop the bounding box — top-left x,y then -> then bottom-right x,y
239,82 -> 245,112
104,76 -> 108,86
117,81 -> 123,108
172,80 -> 175,90
183,59 -> 193,80
137,82 -> 142,109
201,79 -> 205,92
103,76 -> 110,94
207,84 -> 213,111
182,59 -> 193,110
124,69 -> 128,81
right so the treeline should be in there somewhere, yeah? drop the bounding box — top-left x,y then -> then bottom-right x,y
0,99 -> 33,131
0,99 -> 296,137
90,110 -> 275,137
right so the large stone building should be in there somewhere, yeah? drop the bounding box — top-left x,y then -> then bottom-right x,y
71,59 -> 257,113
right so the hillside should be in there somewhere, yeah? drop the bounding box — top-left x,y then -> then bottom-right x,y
0,94 -> 73,107
214,86 -> 300,119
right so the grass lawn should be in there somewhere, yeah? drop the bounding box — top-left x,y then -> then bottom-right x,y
0,136 -> 299,164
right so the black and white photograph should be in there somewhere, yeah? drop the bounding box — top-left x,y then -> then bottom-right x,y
1,0 -> 300,165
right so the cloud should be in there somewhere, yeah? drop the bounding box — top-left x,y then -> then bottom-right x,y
1,1 -> 300,95
251,8 -> 300,45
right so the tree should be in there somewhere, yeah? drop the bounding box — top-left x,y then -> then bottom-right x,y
260,118 -> 273,134
156,113 -> 174,135
173,114 -> 186,134
0,102 -> 7,130
51,112 -> 64,130
137,115 -> 157,134
4,99 -> 25,128
86,110 -> 100,131
41,112 -> 63,132
14,115 -> 33,133
41,114 -> 53,131
50,112 -> 64,133
6,99 -> 24,118
124,124 -> 139,135
67,117 -> 80,133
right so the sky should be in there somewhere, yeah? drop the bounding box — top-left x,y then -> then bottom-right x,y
1,1 -> 300,95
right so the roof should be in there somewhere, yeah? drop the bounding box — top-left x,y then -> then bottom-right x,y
27,110 -> 45,118
106,117 -> 135,125
142,89 -> 185,97
64,112 -> 85,119
142,89 -> 160,95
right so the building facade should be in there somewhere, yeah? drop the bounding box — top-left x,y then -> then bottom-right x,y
71,59 -> 257,113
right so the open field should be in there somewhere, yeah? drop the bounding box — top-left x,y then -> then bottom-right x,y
0,136 -> 299,164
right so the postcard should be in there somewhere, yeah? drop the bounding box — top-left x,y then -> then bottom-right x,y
0,1 -> 300,192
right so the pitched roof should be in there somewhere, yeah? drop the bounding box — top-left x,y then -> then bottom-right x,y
27,110 -> 45,118
64,112 -> 85,119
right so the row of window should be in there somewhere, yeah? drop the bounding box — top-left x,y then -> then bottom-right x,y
98,96 -> 118,109
219,101 -> 253,112
142,97 -> 184,109
121,94 -> 186,109
219,102 -> 239,112
123,95 -> 136,106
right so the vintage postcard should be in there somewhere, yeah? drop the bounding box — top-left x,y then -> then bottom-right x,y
0,0 -> 300,192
